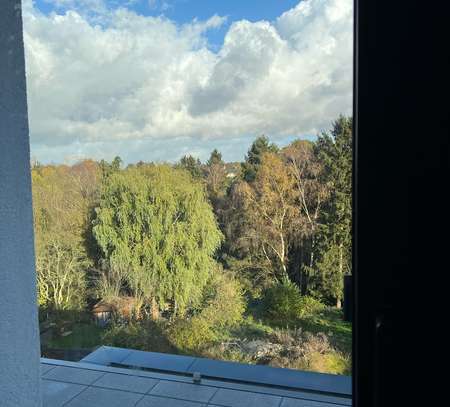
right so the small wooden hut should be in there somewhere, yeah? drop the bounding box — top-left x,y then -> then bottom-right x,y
92,301 -> 114,327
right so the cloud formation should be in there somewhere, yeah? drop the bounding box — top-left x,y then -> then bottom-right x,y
23,0 -> 353,163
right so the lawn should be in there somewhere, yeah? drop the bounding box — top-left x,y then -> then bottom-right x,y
46,323 -> 104,349
42,307 -> 352,375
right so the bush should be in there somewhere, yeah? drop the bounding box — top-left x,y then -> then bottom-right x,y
200,271 -> 246,328
101,320 -> 175,354
168,317 -> 217,352
268,328 -> 350,375
297,296 -> 326,318
262,278 -> 303,321
168,271 -> 245,353
262,279 -> 326,321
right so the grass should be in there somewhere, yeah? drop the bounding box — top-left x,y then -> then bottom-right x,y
41,306 -> 352,375
248,303 -> 352,355
297,308 -> 352,354
197,306 -> 352,375
46,323 -> 104,349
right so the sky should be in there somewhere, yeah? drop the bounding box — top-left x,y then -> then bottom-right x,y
23,0 -> 353,164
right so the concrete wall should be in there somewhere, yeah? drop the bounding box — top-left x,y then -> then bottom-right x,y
0,1 -> 42,406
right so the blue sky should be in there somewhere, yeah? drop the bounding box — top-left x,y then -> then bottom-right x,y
24,0 -> 353,164
133,0 -> 301,49
34,1 -> 301,25
34,0 -> 300,49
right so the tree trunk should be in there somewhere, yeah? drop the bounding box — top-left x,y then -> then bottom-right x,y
310,236 -> 315,268
337,242 -> 343,309
298,245 -> 304,294
279,232 -> 288,278
150,297 -> 159,320
304,235 -> 316,294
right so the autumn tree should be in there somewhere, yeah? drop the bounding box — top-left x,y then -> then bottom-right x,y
205,149 -> 226,196
241,136 -> 278,182
282,140 -> 329,293
92,164 -> 223,318
32,164 -> 96,311
204,149 -> 229,220
238,152 -> 298,281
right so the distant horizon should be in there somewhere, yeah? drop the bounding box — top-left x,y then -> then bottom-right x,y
24,0 -> 352,165
30,133 -> 318,166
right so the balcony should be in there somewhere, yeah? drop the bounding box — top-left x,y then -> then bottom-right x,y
41,347 -> 351,407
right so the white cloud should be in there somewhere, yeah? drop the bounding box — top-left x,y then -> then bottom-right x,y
148,0 -> 171,12
42,0 -> 109,14
23,0 -> 353,164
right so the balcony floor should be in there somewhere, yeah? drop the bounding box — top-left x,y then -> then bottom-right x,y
41,348 -> 351,407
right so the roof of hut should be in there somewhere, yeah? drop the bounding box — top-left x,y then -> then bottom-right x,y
92,301 -> 114,313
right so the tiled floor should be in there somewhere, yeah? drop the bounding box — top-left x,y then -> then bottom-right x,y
41,359 -> 351,407
82,346 -> 351,396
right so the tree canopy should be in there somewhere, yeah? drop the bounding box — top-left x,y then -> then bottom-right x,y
92,164 -> 223,316
32,116 -> 352,315
241,135 -> 279,182
313,116 -> 353,306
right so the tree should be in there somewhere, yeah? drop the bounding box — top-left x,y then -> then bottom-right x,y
206,149 -> 222,166
176,155 -> 203,179
32,165 -> 93,311
204,149 -> 227,206
282,140 -> 329,293
314,116 -> 353,307
92,164 -> 223,318
35,239 -> 89,311
241,136 -> 278,182
99,156 -> 122,181
238,152 -> 298,280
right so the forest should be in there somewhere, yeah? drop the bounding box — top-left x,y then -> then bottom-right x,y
34,116 -> 352,375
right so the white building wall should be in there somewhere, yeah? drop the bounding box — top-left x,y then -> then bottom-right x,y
0,1 -> 42,406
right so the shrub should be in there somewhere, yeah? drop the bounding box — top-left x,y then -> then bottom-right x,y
262,278 -> 303,321
200,271 -> 246,328
101,320 -> 175,354
168,317 -> 217,352
268,328 -> 350,375
262,279 -> 326,321
308,351 -> 351,375
202,343 -> 254,365
168,271 -> 245,353
297,296 -> 326,318
94,260 -> 124,304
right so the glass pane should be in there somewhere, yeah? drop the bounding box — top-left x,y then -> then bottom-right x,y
25,0 -> 353,380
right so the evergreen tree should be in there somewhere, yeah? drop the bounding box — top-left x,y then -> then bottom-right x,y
207,149 -> 223,166
241,136 -> 278,182
177,155 -> 203,179
314,116 -> 352,307
205,149 -> 227,205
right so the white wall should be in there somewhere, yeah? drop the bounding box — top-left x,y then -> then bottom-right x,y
0,1 -> 42,406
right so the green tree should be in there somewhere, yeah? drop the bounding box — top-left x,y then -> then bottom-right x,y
206,149 -> 223,166
99,156 -> 122,181
92,164 -> 223,317
204,149 -> 227,207
314,116 -> 352,307
176,155 -> 203,179
32,165 -> 94,311
241,136 -> 278,182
